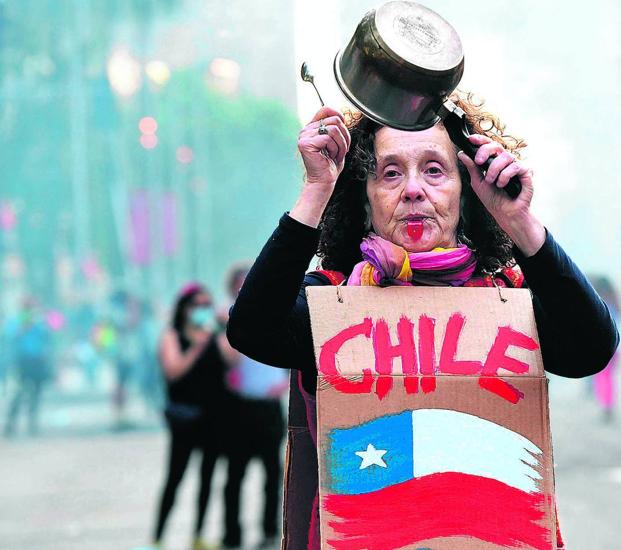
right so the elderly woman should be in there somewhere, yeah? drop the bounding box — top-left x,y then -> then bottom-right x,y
227,95 -> 619,549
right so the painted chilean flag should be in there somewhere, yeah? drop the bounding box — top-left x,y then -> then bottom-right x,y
324,409 -> 551,550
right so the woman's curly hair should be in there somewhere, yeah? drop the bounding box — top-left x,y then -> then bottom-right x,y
317,91 -> 527,276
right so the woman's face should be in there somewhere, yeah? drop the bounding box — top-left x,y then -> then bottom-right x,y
366,124 -> 462,252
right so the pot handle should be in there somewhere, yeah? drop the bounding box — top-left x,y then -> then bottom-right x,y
441,104 -> 522,199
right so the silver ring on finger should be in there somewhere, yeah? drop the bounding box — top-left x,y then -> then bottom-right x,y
318,119 -> 328,135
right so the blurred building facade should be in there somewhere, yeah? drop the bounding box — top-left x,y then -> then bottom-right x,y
0,0 -> 302,310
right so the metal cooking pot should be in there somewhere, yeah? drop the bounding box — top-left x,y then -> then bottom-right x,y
333,0 -> 522,198
334,1 -> 464,131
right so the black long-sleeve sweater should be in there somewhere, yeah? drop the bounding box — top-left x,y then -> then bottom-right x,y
228,213 -> 619,394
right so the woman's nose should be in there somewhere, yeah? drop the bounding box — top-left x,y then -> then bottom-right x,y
401,174 -> 425,203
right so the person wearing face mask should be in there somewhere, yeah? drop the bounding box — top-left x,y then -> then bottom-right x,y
150,282 -> 232,550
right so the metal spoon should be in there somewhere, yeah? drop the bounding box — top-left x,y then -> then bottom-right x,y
300,62 -> 325,106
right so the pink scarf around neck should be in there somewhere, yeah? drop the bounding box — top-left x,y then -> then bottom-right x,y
347,233 -> 477,287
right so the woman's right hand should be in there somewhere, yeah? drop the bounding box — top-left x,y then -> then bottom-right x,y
160,328 -> 209,381
298,106 -> 351,187
291,107 -> 351,228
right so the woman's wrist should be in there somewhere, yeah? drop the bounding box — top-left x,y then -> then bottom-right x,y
502,212 -> 546,258
289,181 -> 334,228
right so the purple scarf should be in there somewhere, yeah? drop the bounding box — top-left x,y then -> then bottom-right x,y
347,233 -> 477,287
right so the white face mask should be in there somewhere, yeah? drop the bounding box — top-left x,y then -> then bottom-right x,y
189,306 -> 214,329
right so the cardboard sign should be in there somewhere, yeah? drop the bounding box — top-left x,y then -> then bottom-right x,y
307,286 -> 556,550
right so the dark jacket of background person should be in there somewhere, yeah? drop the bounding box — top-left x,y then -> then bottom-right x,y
164,331 -> 228,428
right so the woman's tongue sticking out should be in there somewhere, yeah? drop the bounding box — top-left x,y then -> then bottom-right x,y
407,220 -> 424,242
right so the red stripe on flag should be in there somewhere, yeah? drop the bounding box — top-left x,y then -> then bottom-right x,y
325,472 -> 550,550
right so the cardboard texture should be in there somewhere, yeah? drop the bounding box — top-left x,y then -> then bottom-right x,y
307,287 -> 556,550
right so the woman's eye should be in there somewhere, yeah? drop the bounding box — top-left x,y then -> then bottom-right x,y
383,169 -> 401,179
425,165 -> 444,176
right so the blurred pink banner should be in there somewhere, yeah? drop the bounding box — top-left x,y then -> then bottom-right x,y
162,192 -> 178,257
129,189 -> 151,265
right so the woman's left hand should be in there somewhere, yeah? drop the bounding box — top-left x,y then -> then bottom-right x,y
457,134 -> 546,257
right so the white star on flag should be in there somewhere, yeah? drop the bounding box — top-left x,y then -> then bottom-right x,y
355,443 -> 388,470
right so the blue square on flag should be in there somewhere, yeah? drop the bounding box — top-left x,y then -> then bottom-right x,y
326,411 -> 413,495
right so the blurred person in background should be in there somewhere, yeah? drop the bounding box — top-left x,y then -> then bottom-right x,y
3,296 -> 52,437
69,297 -> 99,389
109,290 -> 141,428
136,299 -> 165,415
151,282 -> 233,550
0,311 -> 10,396
219,266 -> 288,550
91,314 -> 118,386
590,275 -> 619,422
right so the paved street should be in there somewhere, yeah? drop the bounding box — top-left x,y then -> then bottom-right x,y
0,389 -> 269,550
547,375 -> 621,550
0,431 -> 274,550
1,375 -> 620,550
